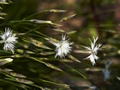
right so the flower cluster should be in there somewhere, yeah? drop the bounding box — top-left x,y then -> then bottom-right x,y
84,37 -> 102,65
0,27 -> 112,81
51,34 -> 73,58
0,28 -> 17,53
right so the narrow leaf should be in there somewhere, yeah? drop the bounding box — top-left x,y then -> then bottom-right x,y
27,56 -> 63,72
60,14 -> 76,22
0,1 -> 9,4
68,55 -> 81,63
31,19 -> 62,26
30,38 -> 52,50
0,16 -> 4,19
0,12 -> 7,16
48,9 -> 66,13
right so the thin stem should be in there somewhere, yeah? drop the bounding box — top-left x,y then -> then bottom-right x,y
23,10 -> 48,20
59,60 -> 88,80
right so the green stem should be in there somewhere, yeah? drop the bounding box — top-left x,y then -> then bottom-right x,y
59,60 -> 88,80
9,20 -> 31,23
23,10 -> 48,20
39,79 -> 70,89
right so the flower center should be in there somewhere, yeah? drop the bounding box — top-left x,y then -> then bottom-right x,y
91,49 -> 96,54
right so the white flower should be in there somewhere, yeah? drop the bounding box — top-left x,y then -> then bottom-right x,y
0,28 -> 17,53
102,61 -> 112,81
52,34 -> 73,58
84,37 -> 101,65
